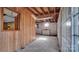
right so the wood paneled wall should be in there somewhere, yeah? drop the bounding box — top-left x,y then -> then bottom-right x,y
0,8 -> 36,52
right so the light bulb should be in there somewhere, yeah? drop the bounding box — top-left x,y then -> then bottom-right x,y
44,22 -> 49,27
66,21 -> 71,26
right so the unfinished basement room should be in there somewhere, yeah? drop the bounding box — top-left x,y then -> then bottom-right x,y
0,7 -> 79,52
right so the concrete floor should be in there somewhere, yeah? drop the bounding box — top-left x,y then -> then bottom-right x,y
17,35 -> 59,52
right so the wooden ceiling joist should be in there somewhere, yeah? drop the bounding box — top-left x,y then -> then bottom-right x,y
5,7 -> 20,14
37,13 -> 59,18
26,7 -> 37,15
32,7 -> 41,15
47,7 -> 51,17
48,7 -> 50,14
55,7 -> 60,12
25,7 -> 60,22
40,7 -> 46,15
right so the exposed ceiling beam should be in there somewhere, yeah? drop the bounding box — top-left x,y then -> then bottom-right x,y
56,8 -> 60,22
36,20 -> 44,23
32,7 -> 41,15
36,16 -> 53,21
5,7 -> 19,14
48,7 -> 50,14
53,7 -> 60,22
55,7 -> 60,12
37,13 -> 59,18
47,7 -> 52,21
36,17 -> 56,23
26,7 -> 37,15
55,14 -> 58,22
54,7 -> 56,14
40,7 -> 46,15
53,7 -> 56,21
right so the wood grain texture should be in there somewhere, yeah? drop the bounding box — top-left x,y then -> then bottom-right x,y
0,8 -> 36,52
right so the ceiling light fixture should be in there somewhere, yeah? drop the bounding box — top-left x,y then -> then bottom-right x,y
66,21 -> 71,27
44,22 -> 49,27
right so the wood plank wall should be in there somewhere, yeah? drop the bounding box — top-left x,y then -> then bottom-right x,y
0,7 -> 36,52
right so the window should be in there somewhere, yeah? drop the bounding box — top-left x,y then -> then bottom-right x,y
2,8 -> 20,31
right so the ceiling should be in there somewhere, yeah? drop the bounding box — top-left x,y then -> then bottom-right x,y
26,7 -> 60,23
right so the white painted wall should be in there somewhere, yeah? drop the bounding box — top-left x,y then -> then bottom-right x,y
36,22 -> 57,35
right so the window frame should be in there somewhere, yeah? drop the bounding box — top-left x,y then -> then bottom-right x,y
1,8 -> 20,31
